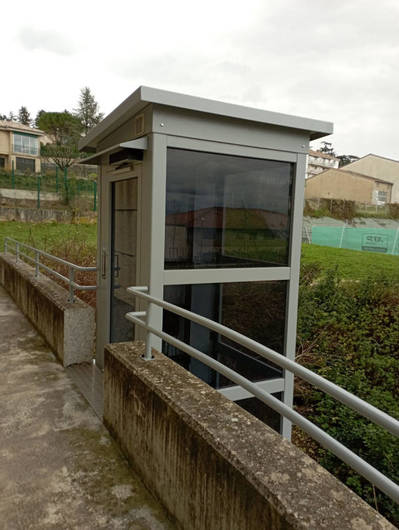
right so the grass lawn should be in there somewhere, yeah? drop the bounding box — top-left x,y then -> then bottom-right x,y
301,242 -> 399,282
0,221 -> 97,255
1,221 -> 398,282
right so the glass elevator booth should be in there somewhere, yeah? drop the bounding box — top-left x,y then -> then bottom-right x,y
80,87 -> 332,437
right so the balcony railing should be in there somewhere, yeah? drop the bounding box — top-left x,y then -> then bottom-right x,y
125,285 -> 399,504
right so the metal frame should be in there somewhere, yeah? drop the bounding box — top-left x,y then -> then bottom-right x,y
4,237 -> 96,302
95,165 -> 142,368
125,285 -> 399,504
159,136 -> 302,433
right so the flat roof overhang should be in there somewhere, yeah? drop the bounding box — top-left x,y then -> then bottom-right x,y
79,86 -> 333,153
79,137 -> 148,165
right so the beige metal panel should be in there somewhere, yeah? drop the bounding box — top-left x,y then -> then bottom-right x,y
153,105 -> 310,154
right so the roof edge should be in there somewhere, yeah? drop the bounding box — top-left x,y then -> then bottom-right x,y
79,86 -> 333,151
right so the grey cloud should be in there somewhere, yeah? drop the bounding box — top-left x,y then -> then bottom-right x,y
19,27 -> 77,56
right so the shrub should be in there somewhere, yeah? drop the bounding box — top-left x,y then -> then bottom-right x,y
296,266 -> 399,525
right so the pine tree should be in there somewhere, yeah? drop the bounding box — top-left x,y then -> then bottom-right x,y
18,106 -> 31,126
74,87 -> 103,135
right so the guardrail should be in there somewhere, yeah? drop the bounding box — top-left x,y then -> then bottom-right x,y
125,285 -> 399,504
4,237 -> 96,302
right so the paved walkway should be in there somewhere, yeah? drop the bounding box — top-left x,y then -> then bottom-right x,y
0,287 -> 175,529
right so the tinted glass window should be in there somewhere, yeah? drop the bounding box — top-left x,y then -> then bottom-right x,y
15,157 -> 35,173
165,148 -> 293,269
162,281 -> 287,389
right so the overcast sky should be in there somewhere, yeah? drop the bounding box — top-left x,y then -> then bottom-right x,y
2,0 -> 398,159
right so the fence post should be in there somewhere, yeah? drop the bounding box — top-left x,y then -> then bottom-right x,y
93,181 -> 97,212
37,175 -> 41,209
68,267 -> 75,303
56,167 -> 59,193
11,160 -> 15,189
64,167 -> 69,203
35,251 -> 40,277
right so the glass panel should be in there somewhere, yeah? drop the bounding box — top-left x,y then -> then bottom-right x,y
163,281 -> 287,389
165,148 -> 293,269
110,178 -> 138,342
236,394 -> 282,432
13,133 -> 39,156
15,157 -> 35,173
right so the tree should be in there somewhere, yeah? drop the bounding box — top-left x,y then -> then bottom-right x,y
37,111 -> 83,171
40,143 -> 81,170
337,155 -> 360,168
74,87 -> 103,135
8,111 -> 16,121
0,113 -> 7,120
37,111 -> 82,145
18,106 -> 31,126
319,141 -> 336,156
35,109 -> 46,128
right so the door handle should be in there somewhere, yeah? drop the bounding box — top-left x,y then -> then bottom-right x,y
114,253 -> 120,278
101,250 -> 107,279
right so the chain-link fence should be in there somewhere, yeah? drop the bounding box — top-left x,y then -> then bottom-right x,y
311,225 -> 399,255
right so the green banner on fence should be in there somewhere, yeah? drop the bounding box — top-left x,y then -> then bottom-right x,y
312,226 -> 399,256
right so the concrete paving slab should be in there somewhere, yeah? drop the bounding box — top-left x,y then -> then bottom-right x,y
0,287 -> 176,529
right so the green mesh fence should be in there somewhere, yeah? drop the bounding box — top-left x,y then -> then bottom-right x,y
312,226 -> 399,255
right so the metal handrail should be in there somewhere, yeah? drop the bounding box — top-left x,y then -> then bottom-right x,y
125,285 -> 399,503
4,237 -> 96,302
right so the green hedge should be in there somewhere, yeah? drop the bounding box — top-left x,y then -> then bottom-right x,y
297,266 -> 399,525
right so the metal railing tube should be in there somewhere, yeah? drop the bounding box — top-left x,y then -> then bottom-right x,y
4,237 -> 97,294
68,267 -> 75,303
35,251 -> 39,277
127,287 -> 399,438
126,311 -> 399,503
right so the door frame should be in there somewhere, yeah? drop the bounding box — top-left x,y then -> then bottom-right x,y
96,165 -> 142,369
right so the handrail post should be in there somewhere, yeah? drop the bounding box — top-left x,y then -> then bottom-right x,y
68,267 -> 75,303
35,250 -> 40,277
143,301 -> 154,360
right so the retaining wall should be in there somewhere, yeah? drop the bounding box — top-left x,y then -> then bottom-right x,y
104,341 -> 393,530
0,253 -> 94,366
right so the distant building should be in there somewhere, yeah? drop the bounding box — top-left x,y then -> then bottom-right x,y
306,149 -> 339,179
0,120 -> 44,174
305,168 -> 393,205
340,153 -> 399,203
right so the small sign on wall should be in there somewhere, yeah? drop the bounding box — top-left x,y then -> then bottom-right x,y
361,234 -> 389,253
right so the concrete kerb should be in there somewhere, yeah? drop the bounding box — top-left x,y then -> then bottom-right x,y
0,253 -> 94,367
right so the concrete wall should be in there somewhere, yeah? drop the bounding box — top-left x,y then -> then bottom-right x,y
0,206 -> 73,222
104,341 -> 393,530
305,168 -> 392,204
0,254 -> 94,367
341,155 -> 399,203
0,188 -> 60,201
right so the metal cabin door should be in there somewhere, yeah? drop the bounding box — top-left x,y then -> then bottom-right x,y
110,177 -> 140,343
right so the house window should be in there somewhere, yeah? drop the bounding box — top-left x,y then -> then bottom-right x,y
13,133 -> 39,156
377,190 -> 388,204
0,157 -> 5,169
16,157 -> 35,173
